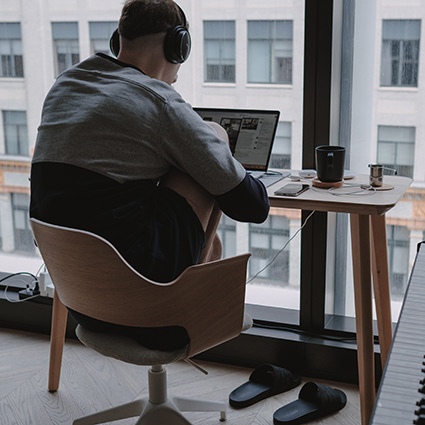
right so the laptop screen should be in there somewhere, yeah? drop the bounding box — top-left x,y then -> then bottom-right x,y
194,108 -> 280,172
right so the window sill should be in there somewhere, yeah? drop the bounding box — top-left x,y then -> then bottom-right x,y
410,181 -> 425,190
246,83 -> 293,89
0,154 -> 31,162
378,86 -> 419,93
0,76 -> 25,82
202,82 -> 236,88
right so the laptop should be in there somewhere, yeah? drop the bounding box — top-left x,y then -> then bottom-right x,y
194,107 -> 289,187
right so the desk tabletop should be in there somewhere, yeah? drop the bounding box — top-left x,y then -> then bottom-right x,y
267,173 -> 412,215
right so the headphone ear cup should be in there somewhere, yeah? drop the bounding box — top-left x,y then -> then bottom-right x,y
109,26 -> 191,63
110,29 -> 120,57
164,26 -> 191,64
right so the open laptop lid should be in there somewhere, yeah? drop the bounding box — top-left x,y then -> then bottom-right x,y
194,108 -> 280,172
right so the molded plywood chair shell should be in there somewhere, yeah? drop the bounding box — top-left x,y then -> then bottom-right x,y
30,218 -> 251,424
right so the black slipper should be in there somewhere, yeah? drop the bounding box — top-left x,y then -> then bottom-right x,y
229,364 -> 301,409
273,382 -> 347,424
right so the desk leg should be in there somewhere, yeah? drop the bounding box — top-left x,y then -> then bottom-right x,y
350,214 -> 375,425
370,214 -> 393,370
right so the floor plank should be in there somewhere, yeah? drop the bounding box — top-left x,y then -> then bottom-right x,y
0,328 -> 360,424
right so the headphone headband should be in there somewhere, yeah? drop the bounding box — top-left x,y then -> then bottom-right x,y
109,2 -> 191,64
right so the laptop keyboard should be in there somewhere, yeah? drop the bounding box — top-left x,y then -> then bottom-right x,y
252,171 -> 290,188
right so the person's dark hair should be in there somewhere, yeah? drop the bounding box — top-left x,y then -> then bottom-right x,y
118,0 -> 186,40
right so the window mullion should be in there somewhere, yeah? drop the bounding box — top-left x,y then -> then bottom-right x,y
300,0 -> 333,331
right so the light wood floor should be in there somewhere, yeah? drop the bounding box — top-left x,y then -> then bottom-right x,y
0,327 -> 360,424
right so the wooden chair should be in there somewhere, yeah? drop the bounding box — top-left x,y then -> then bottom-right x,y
30,218 -> 251,424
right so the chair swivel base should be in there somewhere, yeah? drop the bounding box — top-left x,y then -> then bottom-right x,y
73,396 -> 226,425
73,365 -> 227,425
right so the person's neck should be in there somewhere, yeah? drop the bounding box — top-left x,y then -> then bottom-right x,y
117,52 -> 170,84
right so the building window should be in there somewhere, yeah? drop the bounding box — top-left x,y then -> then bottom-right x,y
248,20 -> 293,84
377,125 -> 415,178
52,22 -> 80,76
12,194 -> 34,253
204,21 -> 236,83
2,111 -> 29,156
387,225 -> 410,299
89,22 -> 118,56
380,20 -> 421,87
217,215 -> 237,258
249,214 -> 290,282
270,122 -> 291,169
0,22 -> 24,77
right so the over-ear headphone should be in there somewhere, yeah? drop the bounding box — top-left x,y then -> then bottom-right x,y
109,3 -> 191,64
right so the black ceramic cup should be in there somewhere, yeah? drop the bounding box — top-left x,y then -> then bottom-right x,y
315,145 -> 346,183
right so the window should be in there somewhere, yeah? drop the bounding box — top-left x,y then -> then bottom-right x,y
52,22 -> 80,76
204,21 -> 235,83
0,22 -> 24,77
326,1 -> 424,326
387,225 -> 410,299
217,215 -> 236,258
377,125 -> 415,178
12,194 -> 34,253
89,22 -> 118,56
270,122 -> 291,169
247,20 -> 293,84
249,214 -> 289,281
2,111 -> 29,156
380,20 -> 421,87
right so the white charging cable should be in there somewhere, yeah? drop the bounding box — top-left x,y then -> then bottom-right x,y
247,210 -> 315,283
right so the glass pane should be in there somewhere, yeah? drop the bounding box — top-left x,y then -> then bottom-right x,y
0,0 -> 305,316
0,25 -> 23,77
248,20 -> 293,84
91,39 -> 110,55
14,209 -> 26,230
89,22 -> 118,56
380,20 -> 421,87
186,2 -> 304,312
55,40 -> 80,75
3,111 -> 28,156
248,40 -> 270,83
327,1 -> 425,324
203,21 -> 235,82
52,22 -> 78,39
52,22 -> 79,75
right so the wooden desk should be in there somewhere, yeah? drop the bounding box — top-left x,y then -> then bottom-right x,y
267,174 -> 412,425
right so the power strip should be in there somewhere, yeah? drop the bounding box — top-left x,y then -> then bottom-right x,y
18,287 -> 40,300
38,271 -> 55,298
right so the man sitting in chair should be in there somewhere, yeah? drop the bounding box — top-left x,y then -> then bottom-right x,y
30,0 -> 269,351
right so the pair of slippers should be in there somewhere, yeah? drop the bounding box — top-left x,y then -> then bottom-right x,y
229,364 -> 347,424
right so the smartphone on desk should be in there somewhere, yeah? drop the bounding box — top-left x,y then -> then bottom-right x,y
274,183 -> 309,197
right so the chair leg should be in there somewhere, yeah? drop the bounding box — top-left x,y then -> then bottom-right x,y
173,396 -> 227,421
73,399 -> 145,425
48,292 -> 68,392
134,401 -> 193,425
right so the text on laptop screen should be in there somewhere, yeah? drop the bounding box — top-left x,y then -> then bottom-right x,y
194,108 -> 280,172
